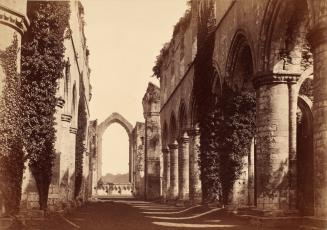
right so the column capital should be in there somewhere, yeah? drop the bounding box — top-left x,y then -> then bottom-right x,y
188,127 -> 200,137
178,132 -> 189,144
61,113 -> 72,122
168,141 -> 178,150
69,127 -> 77,134
162,146 -> 169,154
56,97 -> 65,108
253,71 -> 301,88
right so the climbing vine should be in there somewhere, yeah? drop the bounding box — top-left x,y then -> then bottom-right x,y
192,0 -> 256,204
0,35 -> 25,215
152,1 -> 192,78
21,1 -> 70,210
74,79 -> 88,198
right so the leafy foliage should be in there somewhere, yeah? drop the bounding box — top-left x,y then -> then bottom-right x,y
74,79 -> 88,198
152,1 -> 192,78
192,0 -> 256,204
0,35 -> 25,215
21,1 -> 70,210
206,86 -> 256,204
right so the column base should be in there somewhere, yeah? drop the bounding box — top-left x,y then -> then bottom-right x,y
236,207 -> 299,217
175,199 -> 192,207
300,216 -> 327,230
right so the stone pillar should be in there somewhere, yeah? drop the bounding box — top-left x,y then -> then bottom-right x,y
254,72 -> 299,213
142,83 -> 161,200
0,2 -> 28,214
169,141 -> 179,199
129,136 -> 133,184
288,82 -> 298,210
178,132 -> 190,201
308,13 -> 327,217
69,126 -> 77,200
188,126 -> 202,203
60,114 -> 72,202
248,139 -> 255,206
162,147 -> 170,200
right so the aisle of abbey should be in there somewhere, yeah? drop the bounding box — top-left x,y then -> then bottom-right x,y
0,0 -> 327,228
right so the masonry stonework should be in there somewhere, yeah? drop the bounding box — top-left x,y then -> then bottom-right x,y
155,0 -> 327,225
20,0 -> 92,211
143,83 -> 161,200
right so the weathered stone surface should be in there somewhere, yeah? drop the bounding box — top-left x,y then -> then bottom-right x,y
178,132 -> 189,201
20,1 -> 92,212
157,0 -> 326,223
143,83 -> 161,200
168,141 -> 179,199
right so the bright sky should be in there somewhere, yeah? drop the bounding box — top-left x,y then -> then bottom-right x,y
82,0 -> 188,175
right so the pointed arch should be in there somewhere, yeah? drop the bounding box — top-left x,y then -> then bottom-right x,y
96,113 -> 134,186
169,112 -> 177,143
162,121 -> 169,147
226,30 -> 255,92
178,101 -> 188,137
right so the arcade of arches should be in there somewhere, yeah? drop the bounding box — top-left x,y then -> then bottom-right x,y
1,0 -> 327,228
88,0 -> 327,224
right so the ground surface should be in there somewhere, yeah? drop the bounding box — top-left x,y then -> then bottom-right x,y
24,199 -> 301,230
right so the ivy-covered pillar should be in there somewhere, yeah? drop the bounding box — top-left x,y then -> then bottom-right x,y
308,7 -> 327,217
169,141 -> 179,199
253,72 -> 299,214
178,132 -> 190,201
188,126 -> 202,203
0,1 -> 28,215
142,83 -> 161,200
162,147 -> 170,200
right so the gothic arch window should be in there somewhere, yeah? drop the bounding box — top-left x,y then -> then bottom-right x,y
64,58 -> 71,102
226,32 -> 254,92
169,112 -> 177,143
72,83 -> 77,117
178,102 -> 187,137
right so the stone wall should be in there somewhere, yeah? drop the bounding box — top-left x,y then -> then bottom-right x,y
143,83 -> 161,200
20,0 -> 91,211
132,122 -> 145,198
0,0 -> 28,215
157,0 -> 327,220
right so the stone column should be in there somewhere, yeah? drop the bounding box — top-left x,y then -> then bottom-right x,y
308,13 -> 327,217
288,82 -> 298,210
178,132 -> 190,201
142,83 -> 161,200
60,114 -> 72,202
69,126 -> 77,200
0,2 -> 28,213
169,141 -> 179,199
254,72 -> 299,213
96,135 -> 103,186
162,147 -> 170,200
189,126 -> 202,203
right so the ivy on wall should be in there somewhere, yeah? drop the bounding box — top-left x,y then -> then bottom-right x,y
152,1 -> 192,79
192,0 -> 256,205
21,1 -> 70,210
74,79 -> 87,198
0,35 -> 25,215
